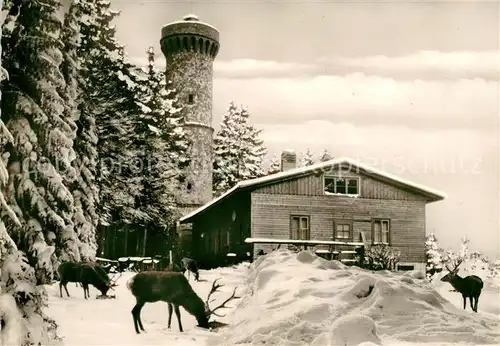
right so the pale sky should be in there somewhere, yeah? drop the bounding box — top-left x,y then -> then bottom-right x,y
110,0 -> 499,259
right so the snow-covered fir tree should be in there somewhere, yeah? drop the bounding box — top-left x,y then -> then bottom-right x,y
0,0 -> 63,344
60,0 -> 98,261
425,232 -> 443,279
131,46 -> 189,254
2,0 -> 81,274
267,154 -> 281,175
213,101 -> 267,196
299,148 -> 315,167
441,236 -> 471,271
459,236 -> 470,260
75,0 -> 140,242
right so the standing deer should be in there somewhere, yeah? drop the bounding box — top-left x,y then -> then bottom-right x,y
440,257 -> 483,312
181,257 -> 200,281
127,271 -> 239,334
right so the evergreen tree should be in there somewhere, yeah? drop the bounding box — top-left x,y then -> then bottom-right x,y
213,102 -> 266,196
459,236 -> 470,260
267,154 -> 281,175
132,46 -> 189,254
425,232 -> 443,279
75,0 -> 140,243
1,0 -> 65,343
2,0 -> 81,276
299,148 -> 315,167
442,236 -> 471,272
60,0 -> 98,261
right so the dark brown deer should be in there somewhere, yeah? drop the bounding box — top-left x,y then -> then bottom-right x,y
127,271 -> 239,334
58,262 -> 119,299
440,257 -> 483,312
181,257 -> 200,281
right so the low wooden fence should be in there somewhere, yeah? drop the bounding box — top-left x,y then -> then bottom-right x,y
244,237 -> 365,265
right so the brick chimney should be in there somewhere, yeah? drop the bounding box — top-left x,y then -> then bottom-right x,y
281,149 -> 297,171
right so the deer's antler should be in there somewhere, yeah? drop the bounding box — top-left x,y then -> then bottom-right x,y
205,278 -> 241,318
207,288 -> 241,318
205,278 -> 223,307
445,257 -> 464,273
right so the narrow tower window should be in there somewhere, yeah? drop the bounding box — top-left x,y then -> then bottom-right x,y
186,182 -> 192,191
188,94 -> 195,104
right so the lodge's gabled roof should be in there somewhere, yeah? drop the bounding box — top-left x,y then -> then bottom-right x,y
179,156 -> 447,223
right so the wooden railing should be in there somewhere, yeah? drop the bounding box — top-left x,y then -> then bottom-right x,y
244,237 -> 365,264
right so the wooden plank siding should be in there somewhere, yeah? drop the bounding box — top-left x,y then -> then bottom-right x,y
254,169 -> 428,202
250,193 -> 426,263
184,168 -> 435,268
191,192 -> 252,268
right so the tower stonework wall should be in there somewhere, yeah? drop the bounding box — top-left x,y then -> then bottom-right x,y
161,15 -> 220,233
166,51 -> 215,209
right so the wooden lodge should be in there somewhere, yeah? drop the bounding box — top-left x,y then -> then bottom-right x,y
179,152 -> 446,270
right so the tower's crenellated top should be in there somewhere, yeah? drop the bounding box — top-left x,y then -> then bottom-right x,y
161,14 -> 220,58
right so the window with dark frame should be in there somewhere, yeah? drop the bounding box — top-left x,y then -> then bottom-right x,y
334,222 -> 352,240
188,93 -> 194,104
290,215 -> 310,240
372,219 -> 390,244
324,176 -> 359,195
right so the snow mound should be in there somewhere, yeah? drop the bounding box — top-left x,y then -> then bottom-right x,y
214,249 -> 500,346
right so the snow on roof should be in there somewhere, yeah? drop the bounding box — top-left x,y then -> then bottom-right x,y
179,156 -> 447,222
183,14 -> 199,21
163,15 -> 219,32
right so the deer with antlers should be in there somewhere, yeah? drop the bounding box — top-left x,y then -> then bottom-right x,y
127,271 -> 239,333
440,257 -> 483,312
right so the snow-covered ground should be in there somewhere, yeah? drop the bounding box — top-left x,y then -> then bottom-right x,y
45,250 -> 500,346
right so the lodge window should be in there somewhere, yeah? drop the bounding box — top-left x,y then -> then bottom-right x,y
188,93 -> 194,104
372,219 -> 390,244
324,176 -> 359,195
333,220 -> 352,241
290,215 -> 310,240
397,264 -> 414,271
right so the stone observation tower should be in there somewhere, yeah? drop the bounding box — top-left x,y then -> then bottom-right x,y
160,14 -> 220,250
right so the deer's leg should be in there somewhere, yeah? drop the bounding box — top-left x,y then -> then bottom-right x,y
63,282 -> 70,297
82,283 -> 89,299
59,282 -> 63,298
474,295 -> 479,312
173,304 -> 183,332
469,296 -> 474,311
132,301 -> 146,334
136,303 -> 146,332
167,303 -> 173,329
462,295 -> 466,310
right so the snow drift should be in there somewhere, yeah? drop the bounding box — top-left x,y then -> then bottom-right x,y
213,249 -> 500,346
